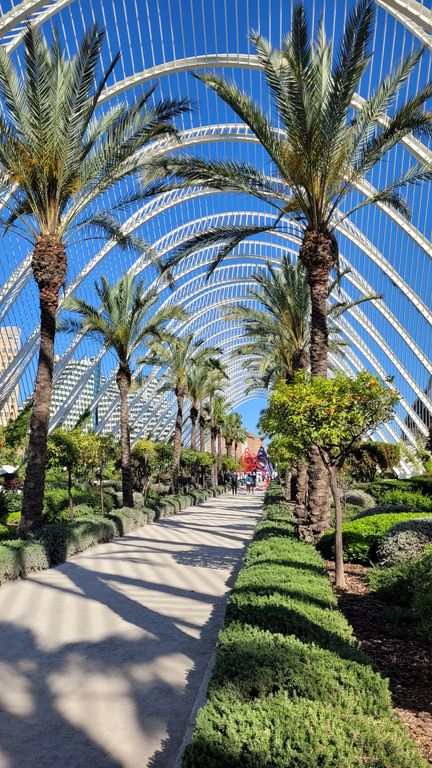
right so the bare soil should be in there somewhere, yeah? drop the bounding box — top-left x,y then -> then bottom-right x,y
327,561 -> 432,764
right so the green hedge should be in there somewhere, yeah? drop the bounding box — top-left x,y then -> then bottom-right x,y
317,512 -> 432,564
0,539 -> 50,584
182,498 -> 427,767
36,518 -> 117,565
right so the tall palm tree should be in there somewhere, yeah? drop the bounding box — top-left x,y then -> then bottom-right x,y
228,255 -> 376,525
214,395 -> 230,478
221,412 -> 244,458
234,426 -> 248,461
140,335 -> 219,493
202,369 -> 228,485
155,0 -> 432,522
187,350 -> 224,450
0,25 -> 189,532
60,274 -> 183,507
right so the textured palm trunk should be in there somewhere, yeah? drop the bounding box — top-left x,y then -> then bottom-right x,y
226,440 -> 233,459
190,401 -> 198,451
210,395 -> 217,486
294,461 -> 308,524
284,467 -> 292,500
199,403 -> 205,452
172,388 -> 184,493
234,441 -> 238,460
300,229 -> 338,540
217,430 -> 222,483
329,464 -> 345,588
116,364 -> 133,508
20,236 -> 67,535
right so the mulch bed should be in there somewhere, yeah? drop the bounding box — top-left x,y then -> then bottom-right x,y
327,561 -> 432,764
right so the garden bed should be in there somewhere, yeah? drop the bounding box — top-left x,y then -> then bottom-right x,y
327,561 -> 432,764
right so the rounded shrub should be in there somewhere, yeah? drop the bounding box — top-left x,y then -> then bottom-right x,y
376,517 -> 432,566
182,696 -> 427,768
366,562 -> 415,606
108,506 -> 149,535
318,512 -> 432,564
38,518 -> 116,565
344,489 -> 375,508
0,523 -> 11,540
380,489 -> 432,512
211,622 -> 390,718
5,511 -> 21,526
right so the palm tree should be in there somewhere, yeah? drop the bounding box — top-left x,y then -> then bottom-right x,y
228,255 -> 376,525
187,350 -> 224,450
221,412 -> 244,458
0,25 -> 189,532
234,426 -> 248,461
156,0 -> 432,523
214,395 -> 230,479
60,274 -> 183,507
140,335 -> 220,493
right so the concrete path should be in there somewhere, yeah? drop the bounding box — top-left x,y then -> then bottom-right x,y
0,491 -> 261,768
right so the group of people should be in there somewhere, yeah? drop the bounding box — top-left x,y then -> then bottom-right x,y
230,470 -> 257,495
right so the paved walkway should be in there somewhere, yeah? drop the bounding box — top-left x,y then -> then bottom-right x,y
0,491 -> 261,768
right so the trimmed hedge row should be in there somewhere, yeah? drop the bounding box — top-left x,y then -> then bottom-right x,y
182,487 -> 427,767
317,511 -> 432,564
0,485 -> 229,585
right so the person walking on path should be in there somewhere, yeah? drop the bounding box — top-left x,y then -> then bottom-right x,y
245,474 -> 253,494
230,470 -> 238,495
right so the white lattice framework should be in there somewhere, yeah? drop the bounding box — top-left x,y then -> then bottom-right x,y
0,0 -> 431,446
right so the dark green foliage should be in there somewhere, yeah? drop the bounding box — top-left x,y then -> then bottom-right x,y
263,487 -> 285,507
43,488 -> 100,522
36,518 -> 116,565
210,622 -> 390,717
412,546 -> 432,641
318,512 -> 432,564
0,539 -> 50,584
409,476 -> 432,497
367,562 -> 415,607
360,480 -> 415,504
183,696 -> 427,768
0,523 -> 11,540
380,489 -> 432,512
346,442 -> 401,482
0,491 -> 22,519
108,506 -> 150,535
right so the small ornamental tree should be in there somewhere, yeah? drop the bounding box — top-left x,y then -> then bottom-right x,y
47,429 -> 83,512
260,371 -> 398,587
131,439 -> 157,502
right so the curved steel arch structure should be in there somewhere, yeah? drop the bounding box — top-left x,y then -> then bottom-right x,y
1,0 -> 431,452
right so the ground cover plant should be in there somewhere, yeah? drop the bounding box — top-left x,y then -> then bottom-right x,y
182,483 -> 427,767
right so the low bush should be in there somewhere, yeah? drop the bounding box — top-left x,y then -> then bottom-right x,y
43,488 -> 100,522
376,517 -> 432,566
210,622 -> 390,717
380,489 -> 432,512
367,562 -> 415,606
0,491 -> 22,519
263,487 -> 285,507
0,523 -> 11,540
354,503 -> 422,519
360,480 -> 414,504
108,506 -> 150,535
71,504 -> 98,518
37,518 -> 116,565
344,489 -> 375,508
0,539 -> 50,584
182,503 -> 426,767
412,546 -> 432,641
318,512 -> 432,564
408,476 -> 432,497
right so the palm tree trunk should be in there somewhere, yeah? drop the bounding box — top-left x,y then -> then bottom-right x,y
234,441 -> 238,460
199,402 -> 205,452
300,229 -> 338,540
172,389 -> 184,493
217,430 -> 222,483
190,401 -> 198,451
116,364 -> 133,508
210,395 -> 217,486
226,440 -> 232,459
20,237 -> 67,534
293,461 -> 308,524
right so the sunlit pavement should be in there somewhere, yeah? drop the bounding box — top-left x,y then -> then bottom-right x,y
0,491 -> 261,768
